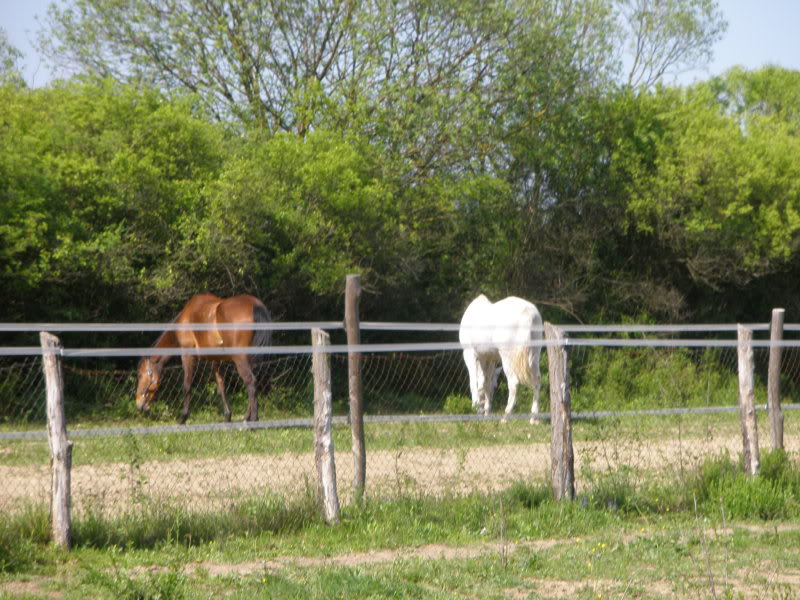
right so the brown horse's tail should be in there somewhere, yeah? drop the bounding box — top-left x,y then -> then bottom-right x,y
251,301 -> 272,395
251,302 -> 272,354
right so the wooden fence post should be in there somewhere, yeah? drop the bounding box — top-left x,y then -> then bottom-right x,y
544,323 -> 574,501
736,324 -> 760,476
40,332 -> 72,550
767,308 -> 785,450
345,274 -> 366,500
312,328 -> 340,524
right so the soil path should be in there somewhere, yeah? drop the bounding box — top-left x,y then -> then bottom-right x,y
3,433 -> 799,514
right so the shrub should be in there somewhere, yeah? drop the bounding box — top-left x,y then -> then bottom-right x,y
572,346 -> 758,411
443,394 -> 473,415
689,450 -> 800,519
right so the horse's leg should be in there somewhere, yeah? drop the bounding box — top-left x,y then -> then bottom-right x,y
179,355 -> 196,425
233,357 -> 258,422
463,349 -> 481,413
479,359 -> 496,416
499,354 -> 519,424
213,363 -> 232,423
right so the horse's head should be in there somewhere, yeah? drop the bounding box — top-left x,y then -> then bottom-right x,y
136,358 -> 160,413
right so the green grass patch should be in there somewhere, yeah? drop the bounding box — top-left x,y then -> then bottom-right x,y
72,489 -> 320,551
3,452 -> 800,599
0,504 -> 51,574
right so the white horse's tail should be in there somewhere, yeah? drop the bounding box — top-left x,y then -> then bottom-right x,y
510,312 -> 542,387
510,346 -> 536,387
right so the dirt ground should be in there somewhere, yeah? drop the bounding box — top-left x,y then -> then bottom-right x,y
3,432 -> 798,514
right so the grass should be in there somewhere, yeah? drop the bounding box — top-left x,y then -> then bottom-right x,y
1,450 -> 799,599
1,400 -> 798,598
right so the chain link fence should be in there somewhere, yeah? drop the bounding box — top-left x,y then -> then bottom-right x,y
1,327 -> 799,519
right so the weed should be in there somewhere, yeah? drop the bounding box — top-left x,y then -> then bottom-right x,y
84,561 -> 189,599
0,504 -> 50,573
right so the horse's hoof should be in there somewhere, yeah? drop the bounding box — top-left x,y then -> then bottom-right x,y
530,418 -> 541,425
178,415 -> 188,425
500,417 -> 508,425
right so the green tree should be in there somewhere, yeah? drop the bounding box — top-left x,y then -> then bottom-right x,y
163,130 -> 397,316
611,68 -> 800,315
0,80 -> 225,322
0,28 -> 24,85
41,1 -> 725,181
618,0 -> 726,87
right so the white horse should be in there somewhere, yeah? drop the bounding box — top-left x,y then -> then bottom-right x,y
459,295 -> 544,424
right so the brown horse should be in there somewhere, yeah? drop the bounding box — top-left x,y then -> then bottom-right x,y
136,294 -> 272,423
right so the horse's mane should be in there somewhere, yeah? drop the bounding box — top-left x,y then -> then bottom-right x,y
139,313 -> 180,367
152,313 -> 180,347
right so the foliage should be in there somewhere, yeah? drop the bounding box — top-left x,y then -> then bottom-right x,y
0,504 -> 50,574
0,28 -> 23,86
443,394 -> 473,415
617,0 -> 727,87
0,3 -> 797,329
614,71 -> 800,291
572,346 -> 747,411
174,130 -> 398,306
690,450 -> 800,520
84,564 -> 189,600
0,79 -> 225,324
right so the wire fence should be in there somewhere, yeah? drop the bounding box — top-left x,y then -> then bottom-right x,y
1,323 -> 799,519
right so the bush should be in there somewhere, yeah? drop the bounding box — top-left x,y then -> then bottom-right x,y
689,450 -> 800,520
572,346 -> 757,411
443,394 -> 473,415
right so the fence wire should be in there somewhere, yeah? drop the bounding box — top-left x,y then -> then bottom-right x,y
1,331 -> 799,519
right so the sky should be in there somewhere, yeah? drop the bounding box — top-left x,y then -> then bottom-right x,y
2,0 -> 799,88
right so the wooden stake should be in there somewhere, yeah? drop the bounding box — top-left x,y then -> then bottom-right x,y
41,332 -> 72,550
767,308 -> 785,450
312,328 -> 340,524
545,323 -> 574,500
345,274 -> 366,499
737,325 -> 760,476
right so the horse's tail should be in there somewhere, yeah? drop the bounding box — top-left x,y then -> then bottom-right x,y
251,302 -> 273,354
511,347 -> 535,387
250,302 -> 273,394
514,311 -> 543,387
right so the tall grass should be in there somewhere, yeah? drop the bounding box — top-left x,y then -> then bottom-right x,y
73,489 -> 320,550
0,504 -> 50,573
3,449 -> 796,574
578,448 -> 800,521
